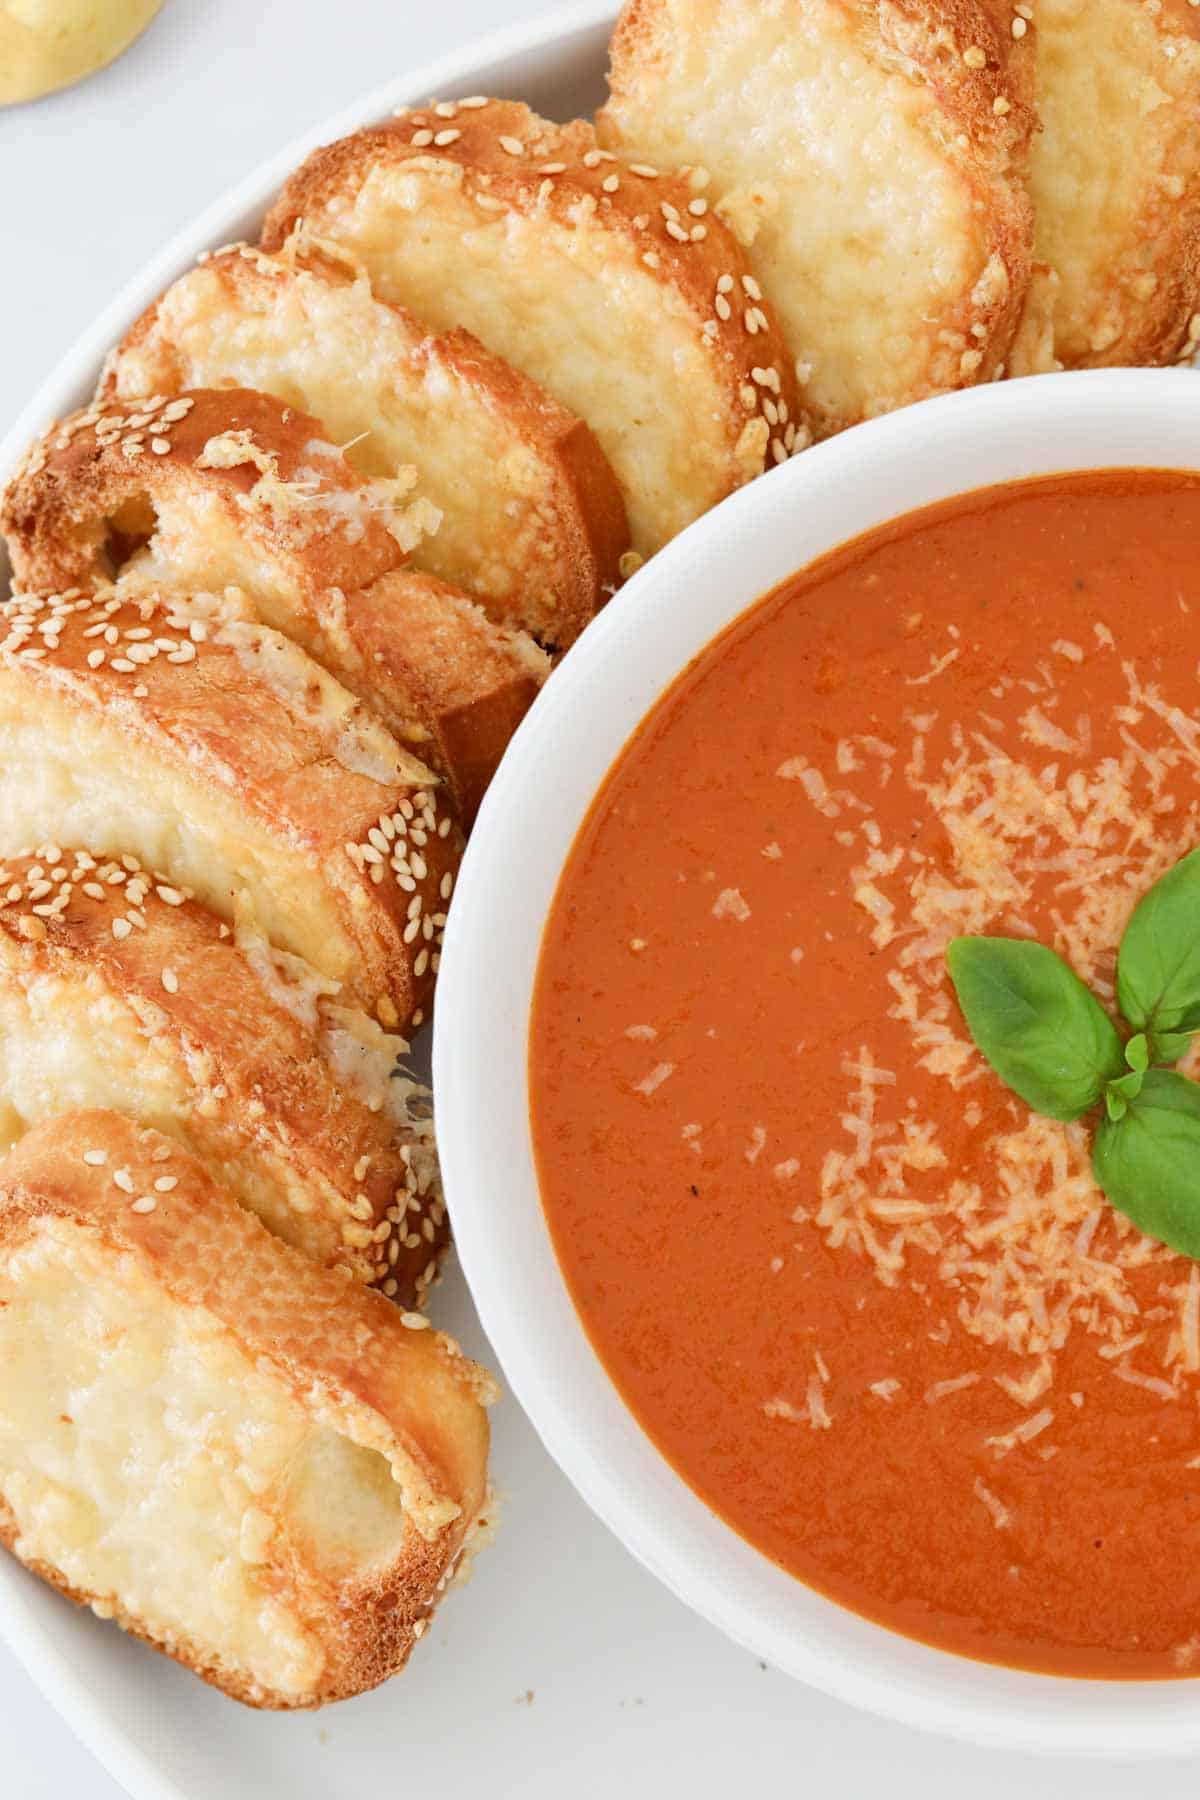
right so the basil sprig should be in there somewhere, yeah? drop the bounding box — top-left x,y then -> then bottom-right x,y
947,851 -> 1200,1258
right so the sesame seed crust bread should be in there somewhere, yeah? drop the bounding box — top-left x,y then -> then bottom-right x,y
0,849 -> 444,1298
1,387 -> 426,605
102,244 -> 628,648
0,1110 -> 494,1708
0,585 -> 460,1028
598,0 -> 1038,435
260,99 -> 804,561
1026,0 -> 1200,369
2,387 -> 545,818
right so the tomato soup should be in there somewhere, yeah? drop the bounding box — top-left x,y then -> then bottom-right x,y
530,471 -> 1200,1680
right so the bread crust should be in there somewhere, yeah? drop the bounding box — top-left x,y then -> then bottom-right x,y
3,386 -> 544,818
352,570 -> 548,823
261,99 -> 805,558
102,243 -> 629,646
598,0 -> 1037,433
0,848 -> 444,1297
0,1110 -> 494,1708
0,584 -> 460,1028
1026,0 -> 1200,369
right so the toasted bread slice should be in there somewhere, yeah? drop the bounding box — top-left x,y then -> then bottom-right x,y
0,849 -> 443,1297
0,585 -> 459,1028
102,244 -> 627,645
261,100 -> 804,560
1026,0 -> 1200,368
0,1110 -> 494,1708
598,0 -> 1037,434
3,389 -> 545,817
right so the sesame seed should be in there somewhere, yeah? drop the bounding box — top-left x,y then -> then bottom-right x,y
602,173 -> 620,193
112,917 -> 132,940
433,128 -> 461,146
993,95 -> 1011,115
433,100 -> 458,117
628,163 -> 658,178
83,1149 -> 107,1166
499,135 -> 524,155
150,437 -> 170,455
130,1196 -> 157,1214
154,1175 -> 178,1192
963,45 -> 986,67
113,1168 -> 135,1193
161,968 -> 179,994
1012,14 -> 1027,36
411,128 -> 434,147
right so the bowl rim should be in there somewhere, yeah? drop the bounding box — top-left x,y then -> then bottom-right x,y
435,364 -> 1200,1761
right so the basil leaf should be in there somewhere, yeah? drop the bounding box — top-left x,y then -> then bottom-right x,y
1116,848 -> 1200,1036
1150,1029 -> 1197,1068
1109,1069 -> 1145,1105
947,937 -> 1126,1122
1093,1069 -> 1200,1258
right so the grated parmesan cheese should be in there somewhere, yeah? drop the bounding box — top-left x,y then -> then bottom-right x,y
784,644 -> 1200,1417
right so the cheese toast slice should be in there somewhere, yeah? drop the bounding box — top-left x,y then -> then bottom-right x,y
0,849 -> 443,1297
102,243 -> 628,645
1026,0 -> 1200,368
0,1110 -> 494,1708
3,389 -> 546,818
261,99 -> 804,561
0,584 -> 458,1029
598,0 -> 1037,434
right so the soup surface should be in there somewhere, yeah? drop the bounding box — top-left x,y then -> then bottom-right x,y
531,471 -> 1200,1680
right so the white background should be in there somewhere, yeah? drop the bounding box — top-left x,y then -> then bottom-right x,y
2,2 -> 1200,1793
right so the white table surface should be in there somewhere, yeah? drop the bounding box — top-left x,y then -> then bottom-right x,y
3,3 -> 1200,1794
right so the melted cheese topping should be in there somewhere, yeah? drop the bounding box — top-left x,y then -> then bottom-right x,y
0,681 -> 352,983
1031,0 -> 1200,361
306,162 -> 748,557
0,1222 -> 325,1698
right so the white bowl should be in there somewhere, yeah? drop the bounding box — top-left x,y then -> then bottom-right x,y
435,365 -> 1200,1760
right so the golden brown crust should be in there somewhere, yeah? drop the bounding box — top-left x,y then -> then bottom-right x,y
0,847 -> 444,1297
0,584 -> 460,1027
352,571 -> 548,824
599,0 -> 1036,432
3,386 -> 543,817
102,244 -> 629,647
1026,0 -> 1200,369
0,1110 -> 494,1707
261,99 -> 805,557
